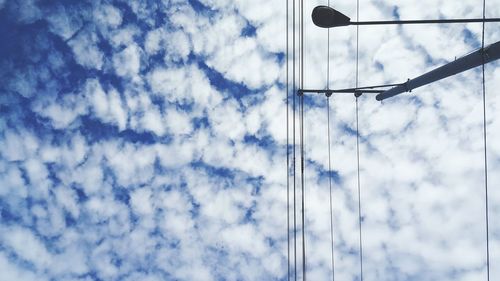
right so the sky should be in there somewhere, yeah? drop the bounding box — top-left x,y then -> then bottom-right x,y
0,0 -> 499,280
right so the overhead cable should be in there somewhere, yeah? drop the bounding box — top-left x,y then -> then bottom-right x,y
481,1 -> 490,280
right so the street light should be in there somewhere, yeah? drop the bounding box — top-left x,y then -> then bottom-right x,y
312,5 -> 500,28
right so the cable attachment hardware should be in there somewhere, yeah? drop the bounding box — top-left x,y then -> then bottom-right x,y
354,91 -> 362,98
297,89 -> 304,96
325,89 -> 333,98
404,78 -> 412,93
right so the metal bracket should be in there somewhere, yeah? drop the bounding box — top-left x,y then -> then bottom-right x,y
404,78 -> 412,93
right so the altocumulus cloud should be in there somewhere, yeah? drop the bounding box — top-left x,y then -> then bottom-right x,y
0,0 -> 499,281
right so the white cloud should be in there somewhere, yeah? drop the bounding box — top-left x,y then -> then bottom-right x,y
373,36 -> 427,81
256,86 -> 287,143
207,37 -> 280,88
89,244 -> 120,279
54,185 -> 80,218
130,188 -> 154,215
0,164 -> 27,198
24,158 -> 51,199
12,0 -> 41,24
160,208 -> 194,239
1,130 -> 38,162
166,108 -> 193,136
123,273 -> 163,281
0,226 -> 52,270
103,142 -> 156,187
86,78 -> 107,113
210,100 -> 245,140
113,44 -> 142,78
83,79 -> 128,130
108,25 -> 140,49
0,252 -> 41,281
164,30 -> 192,62
155,139 -> 198,168
41,102 -> 83,128
144,28 -> 164,55
50,245 -> 89,276
220,224 -> 266,256
141,105 -> 166,135
148,64 -> 222,107
9,67 -> 38,98
143,27 -> 192,62
94,4 -> 122,28
181,10 -> 281,89
46,5 -> 85,40
32,92 -> 88,129
68,29 -> 104,70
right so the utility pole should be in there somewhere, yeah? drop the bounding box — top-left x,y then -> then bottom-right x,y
299,5 -> 500,100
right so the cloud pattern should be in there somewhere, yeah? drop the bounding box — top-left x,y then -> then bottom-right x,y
0,0 -> 499,280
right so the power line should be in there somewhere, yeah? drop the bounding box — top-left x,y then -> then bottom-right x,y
299,0 -> 306,280
327,0 -> 330,90
300,91 -> 306,281
351,18 -> 500,25
355,95 -> 364,281
286,0 -> 290,279
355,1 -> 364,281
326,1 -> 335,280
327,96 -> 336,281
481,1 -> 490,281
292,0 -> 297,279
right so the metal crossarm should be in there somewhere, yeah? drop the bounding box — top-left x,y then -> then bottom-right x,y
298,83 -> 403,96
376,40 -> 500,100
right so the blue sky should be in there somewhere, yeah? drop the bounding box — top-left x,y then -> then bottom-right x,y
0,0 -> 499,280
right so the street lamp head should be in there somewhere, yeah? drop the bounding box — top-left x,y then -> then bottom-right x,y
312,5 -> 351,28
